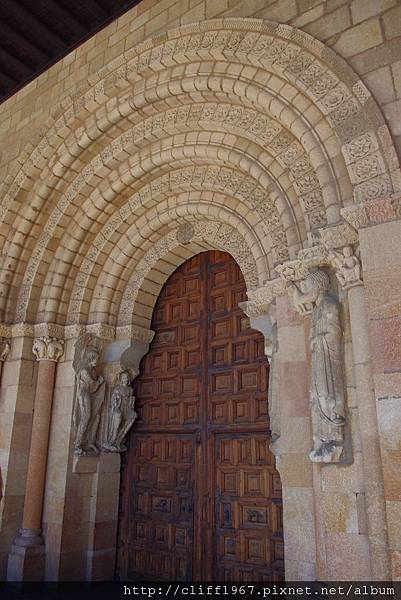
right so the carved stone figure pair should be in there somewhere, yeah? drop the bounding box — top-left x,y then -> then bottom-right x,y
72,334 -> 137,456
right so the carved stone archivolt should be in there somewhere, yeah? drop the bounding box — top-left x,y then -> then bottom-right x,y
119,220 -> 260,326
32,336 -> 64,362
288,269 -> 346,463
72,334 -> 105,456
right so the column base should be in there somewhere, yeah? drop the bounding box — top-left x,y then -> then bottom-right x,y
7,530 -> 45,581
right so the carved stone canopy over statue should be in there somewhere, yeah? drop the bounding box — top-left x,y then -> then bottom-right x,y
72,334 -> 104,456
102,370 -> 138,453
288,269 -> 346,463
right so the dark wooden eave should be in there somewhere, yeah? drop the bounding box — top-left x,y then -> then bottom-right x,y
0,0 -> 143,104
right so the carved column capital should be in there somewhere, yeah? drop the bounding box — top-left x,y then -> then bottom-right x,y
0,338 -> 11,361
240,279 -> 285,319
276,245 -> 329,280
32,336 -> 64,362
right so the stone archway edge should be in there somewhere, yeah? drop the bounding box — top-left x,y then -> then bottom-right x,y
0,216 -> 371,340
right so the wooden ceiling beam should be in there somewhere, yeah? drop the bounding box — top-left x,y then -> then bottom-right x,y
65,0 -> 109,23
1,0 -> 66,53
0,0 -> 143,102
0,70 -> 18,91
0,46 -> 33,79
0,21 -> 49,67
36,0 -> 88,39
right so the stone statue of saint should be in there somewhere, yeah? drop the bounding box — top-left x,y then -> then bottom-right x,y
73,335 -> 104,456
288,269 -> 346,463
329,245 -> 362,289
102,370 -> 138,453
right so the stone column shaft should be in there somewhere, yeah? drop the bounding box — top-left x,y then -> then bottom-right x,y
348,285 -> 390,580
21,361 -> 56,533
7,336 -> 63,581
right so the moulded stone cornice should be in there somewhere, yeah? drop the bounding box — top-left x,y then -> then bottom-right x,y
116,325 -> 155,344
340,205 -> 369,231
243,279 -> 286,317
341,193 -> 401,230
34,322 -> 65,340
64,325 -> 87,340
274,259 -> 308,283
0,322 -> 155,343
318,222 -> 358,250
86,323 -> 116,341
297,244 -> 329,267
0,324 -> 11,338
11,323 -> 34,338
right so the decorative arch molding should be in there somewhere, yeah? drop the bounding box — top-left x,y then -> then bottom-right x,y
37,166 -> 293,325
14,143 -> 294,324
0,17 -> 399,328
118,219 -> 260,330
1,17 -> 397,214
85,204 -> 264,326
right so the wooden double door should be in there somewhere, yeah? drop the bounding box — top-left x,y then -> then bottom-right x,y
118,251 -> 284,581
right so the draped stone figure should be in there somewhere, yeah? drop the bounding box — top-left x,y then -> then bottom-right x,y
102,370 -> 138,452
288,269 -> 346,463
73,334 -> 105,456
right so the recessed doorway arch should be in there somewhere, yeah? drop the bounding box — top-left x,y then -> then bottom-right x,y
118,250 -> 283,581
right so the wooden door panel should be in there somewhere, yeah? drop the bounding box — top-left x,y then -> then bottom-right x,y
126,433 -> 196,581
214,433 -> 284,581
119,251 -> 283,582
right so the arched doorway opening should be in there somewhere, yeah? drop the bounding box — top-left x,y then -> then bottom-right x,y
118,251 -> 283,581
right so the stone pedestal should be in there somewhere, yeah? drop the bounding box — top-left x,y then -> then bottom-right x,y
7,540 -> 45,582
